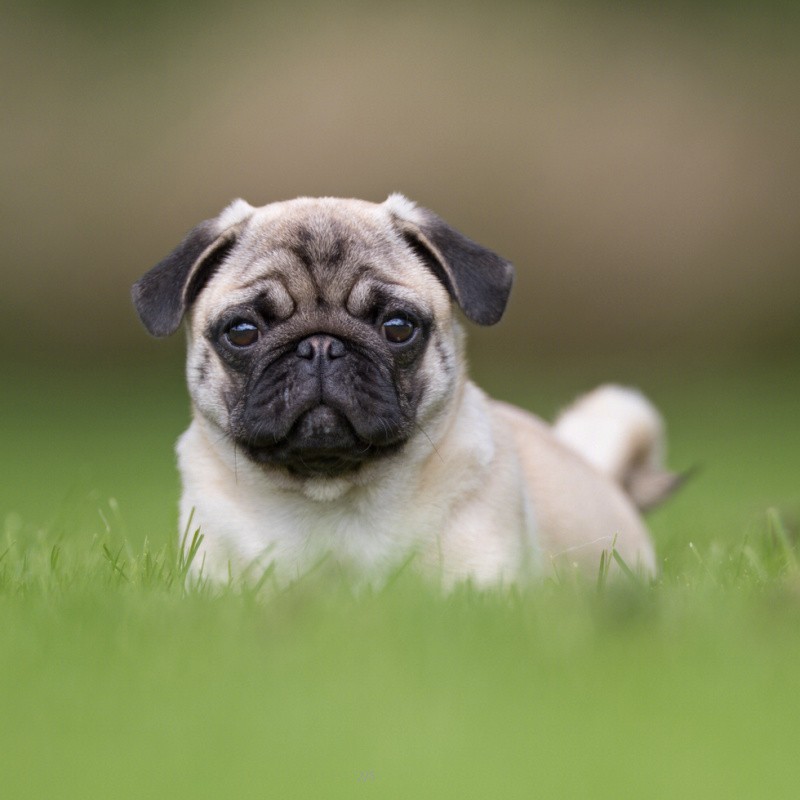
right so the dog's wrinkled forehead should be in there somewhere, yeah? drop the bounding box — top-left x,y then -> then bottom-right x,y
132,193 -> 513,338
196,198 -> 445,321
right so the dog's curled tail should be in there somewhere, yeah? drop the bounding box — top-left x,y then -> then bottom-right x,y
553,385 -> 683,511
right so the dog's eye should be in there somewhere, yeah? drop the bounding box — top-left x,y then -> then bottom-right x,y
225,321 -> 259,348
381,316 -> 416,345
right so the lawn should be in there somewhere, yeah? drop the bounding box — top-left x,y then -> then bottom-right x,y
1,352 -> 799,799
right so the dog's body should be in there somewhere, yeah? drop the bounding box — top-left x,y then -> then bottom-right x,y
133,195 -> 676,585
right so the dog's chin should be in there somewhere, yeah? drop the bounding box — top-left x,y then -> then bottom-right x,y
241,405 -> 405,479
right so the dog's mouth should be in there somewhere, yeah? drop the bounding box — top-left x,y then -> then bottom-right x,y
240,405 -> 404,478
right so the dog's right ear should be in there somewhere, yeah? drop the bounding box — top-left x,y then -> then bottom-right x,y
131,199 -> 255,337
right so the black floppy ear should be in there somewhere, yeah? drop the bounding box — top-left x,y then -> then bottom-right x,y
131,200 -> 254,337
385,194 -> 514,326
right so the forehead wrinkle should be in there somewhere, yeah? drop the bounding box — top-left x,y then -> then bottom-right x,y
229,245 -> 317,302
247,277 -> 296,318
230,249 -> 293,291
286,218 -> 351,273
208,204 -> 447,319
346,275 -> 434,319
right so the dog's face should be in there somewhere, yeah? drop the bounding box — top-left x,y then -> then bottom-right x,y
132,195 -> 513,482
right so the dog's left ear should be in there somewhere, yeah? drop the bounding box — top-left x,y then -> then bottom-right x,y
132,199 -> 255,337
385,194 -> 514,325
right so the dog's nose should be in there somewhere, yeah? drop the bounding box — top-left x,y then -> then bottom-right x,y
295,334 -> 347,361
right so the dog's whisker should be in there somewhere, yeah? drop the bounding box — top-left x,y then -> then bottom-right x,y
413,420 -> 444,464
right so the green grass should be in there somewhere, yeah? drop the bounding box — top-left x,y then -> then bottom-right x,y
2,354 -> 800,798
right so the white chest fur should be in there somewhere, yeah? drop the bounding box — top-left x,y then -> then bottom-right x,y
176,383 -> 534,585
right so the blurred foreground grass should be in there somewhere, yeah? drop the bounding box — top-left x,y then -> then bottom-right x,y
1,353 -> 799,798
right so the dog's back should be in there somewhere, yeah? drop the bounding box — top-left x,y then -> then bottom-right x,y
491,386 -> 680,577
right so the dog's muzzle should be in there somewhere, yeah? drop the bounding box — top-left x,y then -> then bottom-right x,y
237,334 -> 406,477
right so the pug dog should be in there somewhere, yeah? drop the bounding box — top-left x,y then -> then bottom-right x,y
132,194 -> 679,585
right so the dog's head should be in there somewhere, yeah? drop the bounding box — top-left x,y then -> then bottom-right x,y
132,195 -> 513,481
